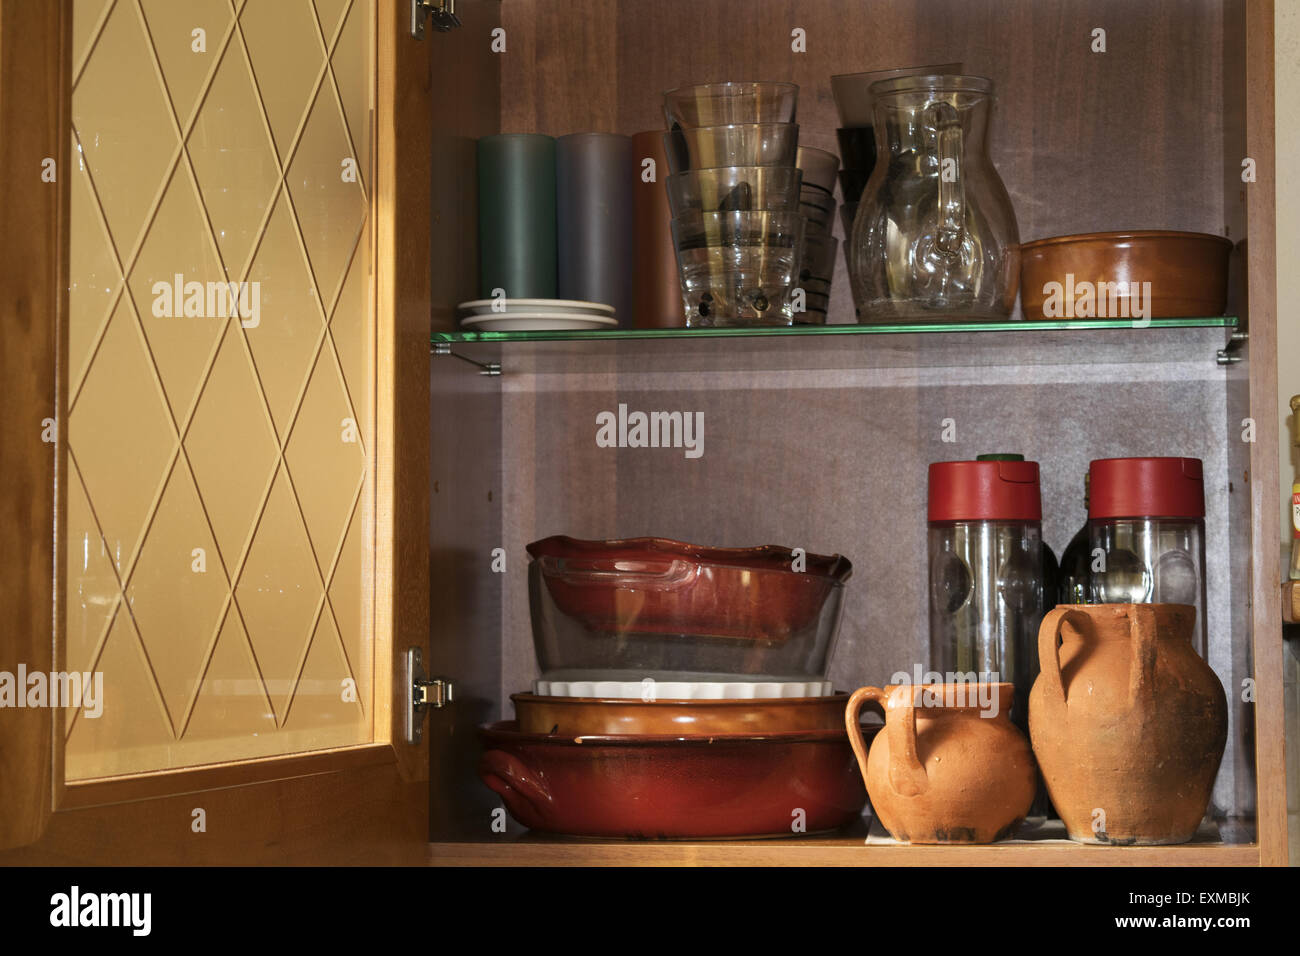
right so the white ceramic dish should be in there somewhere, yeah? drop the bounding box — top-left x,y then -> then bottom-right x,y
459,313 -> 618,332
457,298 -> 615,317
532,679 -> 834,699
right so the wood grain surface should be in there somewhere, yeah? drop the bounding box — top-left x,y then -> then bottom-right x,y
1242,0 -> 1287,867
0,0 -> 70,851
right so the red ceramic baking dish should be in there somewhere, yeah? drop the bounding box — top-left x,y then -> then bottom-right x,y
526,536 -> 853,681
511,691 -> 852,736
478,721 -> 874,839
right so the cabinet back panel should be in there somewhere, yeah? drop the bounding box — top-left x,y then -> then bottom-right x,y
500,0 -> 1228,243
432,0 -> 501,332
495,365 -> 1254,825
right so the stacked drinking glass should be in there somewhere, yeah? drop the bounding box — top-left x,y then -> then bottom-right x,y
662,82 -> 805,327
795,146 -> 841,324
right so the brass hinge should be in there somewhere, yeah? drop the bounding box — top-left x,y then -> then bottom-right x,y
411,0 -> 460,38
406,647 -> 454,744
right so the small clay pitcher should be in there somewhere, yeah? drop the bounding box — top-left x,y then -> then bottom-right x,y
1029,604 -> 1227,845
845,682 -> 1036,844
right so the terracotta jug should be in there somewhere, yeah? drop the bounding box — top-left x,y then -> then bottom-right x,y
845,682 -> 1036,843
1029,604 -> 1227,845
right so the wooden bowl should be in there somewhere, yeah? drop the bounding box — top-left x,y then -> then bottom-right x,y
511,691 -> 860,736
1019,230 -> 1231,321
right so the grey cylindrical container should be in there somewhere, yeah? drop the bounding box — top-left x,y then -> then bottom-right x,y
477,133 -> 557,299
556,133 -> 634,325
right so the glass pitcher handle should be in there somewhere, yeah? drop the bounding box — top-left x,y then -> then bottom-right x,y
926,100 -> 965,257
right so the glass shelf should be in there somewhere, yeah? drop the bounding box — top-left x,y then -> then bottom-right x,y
435,316 -> 1235,343
431,317 -> 1240,374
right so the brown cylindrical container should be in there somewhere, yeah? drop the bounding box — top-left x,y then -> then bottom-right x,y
1019,231 -> 1231,321
631,129 -> 685,327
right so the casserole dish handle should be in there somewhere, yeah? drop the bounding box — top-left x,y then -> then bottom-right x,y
478,750 -> 553,826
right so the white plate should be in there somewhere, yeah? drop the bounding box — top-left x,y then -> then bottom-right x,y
457,298 -> 616,317
532,679 -> 834,699
459,313 -> 618,332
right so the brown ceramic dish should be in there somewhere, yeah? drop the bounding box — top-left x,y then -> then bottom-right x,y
1020,230 -> 1231,321
512,691 -> 853,736
526,536 -> 852,680
478,721 -> 873,839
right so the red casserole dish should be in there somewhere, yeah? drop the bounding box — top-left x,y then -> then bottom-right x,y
478,720 -> 873,839
526,536 -> 853,680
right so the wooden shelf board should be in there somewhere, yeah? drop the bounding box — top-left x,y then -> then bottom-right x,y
428,836 -> 1260,867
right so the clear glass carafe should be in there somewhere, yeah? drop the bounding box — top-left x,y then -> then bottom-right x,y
849,75 -> 1019,321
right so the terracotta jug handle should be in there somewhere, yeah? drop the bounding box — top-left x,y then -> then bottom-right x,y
844,686 -> 886,782
1127,604 -> 1159,713
845,685 -> 929,798
1038,607 -> 1093,706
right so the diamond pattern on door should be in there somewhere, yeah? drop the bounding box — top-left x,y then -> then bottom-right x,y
328,505 -> 368,713
66,0 -> 374,779
126,466 -> 229,726
240,0 -> 326,161
69,298 -> 176,577
281,614 -> 365,733
65,475 -> 122,727
186,30 -> 281,281
68,158 -> 121,390
242,193 -> 328,435
287,82 -> 368,308
183,321 -> 281,562
126,166 -> 228,421
313,0 -> 351,39
328,249 -> 370,446
330,0 -> 371,188
138,0 -> 235,129
64,609 -> 176,776
285,352 -> 365,561
72,0 -> 179,263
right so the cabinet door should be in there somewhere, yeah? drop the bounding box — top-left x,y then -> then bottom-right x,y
0,0 -> 432,865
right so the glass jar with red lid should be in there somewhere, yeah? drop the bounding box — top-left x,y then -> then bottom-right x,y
1087,457 -> 1207,658
928,458 -> 1045,731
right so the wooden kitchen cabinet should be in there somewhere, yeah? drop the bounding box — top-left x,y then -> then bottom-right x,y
421,0 -> 1287,867
0,0 -> 1284,868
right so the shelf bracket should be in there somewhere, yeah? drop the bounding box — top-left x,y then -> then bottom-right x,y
432,342 -> 501,375
1216,330 -> 1246,366
411,0 -> 460,38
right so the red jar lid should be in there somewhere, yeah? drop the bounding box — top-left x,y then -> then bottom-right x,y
1089,457 -> 1204,519
928,460 -> 1041,522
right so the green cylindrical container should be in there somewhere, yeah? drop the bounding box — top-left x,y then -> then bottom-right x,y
477,133 -> 557,299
